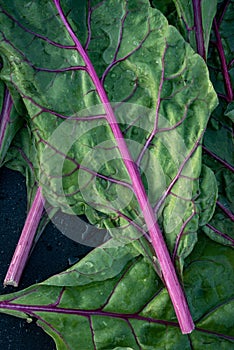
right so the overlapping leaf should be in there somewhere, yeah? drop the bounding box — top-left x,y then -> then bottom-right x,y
1,1 -> 231,349
152,0 -> 218,60
0,235 -> 233,349
0,0 -> 217,265
202,0 -> 234,246
171,0 -> 218,59
159,0 -> 234,246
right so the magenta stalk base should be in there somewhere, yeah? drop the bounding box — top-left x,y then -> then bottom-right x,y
4,187 -> 45,287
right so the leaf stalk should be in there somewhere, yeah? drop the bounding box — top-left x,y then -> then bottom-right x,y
192,0 -> 206,60
53,0 -> 195,334
4,187 -> 45,287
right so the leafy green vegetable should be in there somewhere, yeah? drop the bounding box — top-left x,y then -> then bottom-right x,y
152,0 -> 218,60
0,0 -> 233,348
153,0 -> 234,249
0,0 -> 217,252
0,0 -> 219,331
0,235 -> 233,349
172,0 -> 218,59
201,0 -> 234,246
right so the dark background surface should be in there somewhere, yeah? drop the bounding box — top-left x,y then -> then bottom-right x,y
0,167 -> 93,350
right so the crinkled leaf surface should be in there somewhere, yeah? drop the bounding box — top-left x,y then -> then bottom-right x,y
151,0 -> 233,248
0,0 -> 217,267
0,235 -> 233,349
0,1 -> 232,349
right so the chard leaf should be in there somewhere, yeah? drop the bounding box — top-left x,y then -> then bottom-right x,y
225,101 -> 234,122
0,0 -> 218,332
207,0 -> 233,102
0,235 -> 233,349
151,0 -> 177,22
0,0 -> 217,260
202,0 -> 234,246
172,0 -> 218,59
196,165 -> 217,227
0,1 -> 232,348
151,0 -> 175,12
202,146 -> 234,246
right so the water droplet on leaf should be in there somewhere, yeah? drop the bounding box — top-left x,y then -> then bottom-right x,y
85,261 -> 94,268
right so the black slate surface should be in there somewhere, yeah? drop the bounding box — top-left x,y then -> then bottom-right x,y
0,167 -> 93,350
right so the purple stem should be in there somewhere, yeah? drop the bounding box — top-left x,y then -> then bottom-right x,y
154,137 -> 203,214
206,223 -> 234,245
0,300 -> 180,328
216,200 -> 234,222
202,145 -> 234,173
0,87 -> 13,150
53,0 -> 194,334
213,18 -> 233,102
4,187 -> 45,287
228,58 -> 234,69
192,0 -> 206,60
84,0 -> 92,50
0,300 -> 234,340
38,135 -> 132,189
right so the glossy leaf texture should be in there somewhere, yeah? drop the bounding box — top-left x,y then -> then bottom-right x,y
0,0 -> 217,268
202,0 -> 234,246
0,235 -> 233,350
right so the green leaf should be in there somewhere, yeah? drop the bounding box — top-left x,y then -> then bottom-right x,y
151,0 -> 177,20
207,0 -> 233,100
203,107 -> 233,166
225,101 -> 234,122
0,0 -> 217,266
172,0 -> 218,58
202,146 -> 234,246
0,235 -> 233,349
0,2 -> 232,348
196,165 -> 218,226
202,0 -> 234,247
